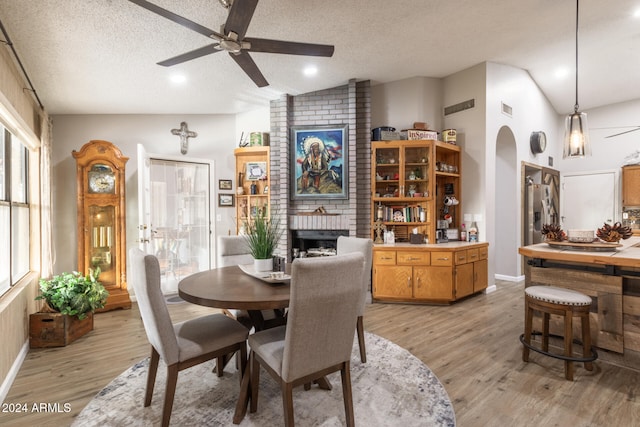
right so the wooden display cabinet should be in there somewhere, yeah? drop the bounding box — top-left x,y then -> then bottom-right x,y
73,140 -> 131,311
371,140 -> 461,243
234,146 -> 270,233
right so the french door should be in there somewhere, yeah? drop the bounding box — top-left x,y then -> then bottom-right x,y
137,144 -> 215,294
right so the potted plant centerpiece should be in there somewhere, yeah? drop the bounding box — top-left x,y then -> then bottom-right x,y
244,207 -> 283,272
30,268 -> 108,348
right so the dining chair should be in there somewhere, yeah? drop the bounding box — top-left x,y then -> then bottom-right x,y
337,235 -> 373,363
245,252 -> 365,426
128,248 -> 249,427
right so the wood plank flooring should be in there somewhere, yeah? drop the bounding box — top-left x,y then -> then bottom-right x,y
2,280 -> 639,426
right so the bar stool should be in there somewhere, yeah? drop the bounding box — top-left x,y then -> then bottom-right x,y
520,285 -> 598,380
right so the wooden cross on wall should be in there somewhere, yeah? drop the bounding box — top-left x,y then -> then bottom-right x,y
171,122 -> 198,155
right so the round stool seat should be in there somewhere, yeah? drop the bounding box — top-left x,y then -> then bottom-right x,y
525,285 -> 592,306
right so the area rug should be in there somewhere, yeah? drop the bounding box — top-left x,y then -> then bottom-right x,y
73,332 -> 455,426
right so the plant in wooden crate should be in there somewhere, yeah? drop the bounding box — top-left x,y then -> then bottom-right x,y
244,207 -> 283,271
30,268 -> 108,348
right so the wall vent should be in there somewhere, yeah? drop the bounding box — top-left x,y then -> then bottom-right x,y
501,102 -> 513,117
444,99 -> 475,116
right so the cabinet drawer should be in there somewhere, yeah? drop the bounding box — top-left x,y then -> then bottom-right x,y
374,251 -> 397,265
478,245 -> 488,260
431,252 -> 453,266
467,248 -> 480,262
455,250 -> 469,265
397,251 -> 430,265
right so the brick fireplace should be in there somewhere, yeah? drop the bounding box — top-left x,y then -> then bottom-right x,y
268,79 -> 372,261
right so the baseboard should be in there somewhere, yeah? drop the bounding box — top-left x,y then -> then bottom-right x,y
495,274 -> 524,283
0,340 -> 29,404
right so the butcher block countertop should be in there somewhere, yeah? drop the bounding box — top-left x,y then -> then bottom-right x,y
519,236 -> 640,268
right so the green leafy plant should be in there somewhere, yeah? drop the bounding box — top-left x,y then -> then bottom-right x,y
36,268 -> 108,320
244,208 -> 283,260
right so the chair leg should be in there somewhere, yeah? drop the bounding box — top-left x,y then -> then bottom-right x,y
542,312 -> 550,352
357,316 -> 366,363
216,356 -> 224,377
582,312 -> 594,371
564,310 -> 574,381
145,347 -> 160,407
340,361 -> 355,427
250,351 -> 260,413
233,350 -> 252,425
522,300 -> 533,362
161,364 -> 179,427
282,382 -> 295,427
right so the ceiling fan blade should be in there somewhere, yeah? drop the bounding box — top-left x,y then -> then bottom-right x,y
605,127 -> 640,138
128,0 -> 224,40
247,38 -> 335,57
157,44 -> 222,67
229,51 -> 268,87
224,0 -> 258,39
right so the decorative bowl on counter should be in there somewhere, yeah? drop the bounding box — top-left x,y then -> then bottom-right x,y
567,229 -> 595,243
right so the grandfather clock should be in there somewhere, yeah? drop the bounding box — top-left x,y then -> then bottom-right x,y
73,140 -> 131,311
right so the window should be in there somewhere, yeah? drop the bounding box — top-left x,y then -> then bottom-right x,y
0,126 -> 30,296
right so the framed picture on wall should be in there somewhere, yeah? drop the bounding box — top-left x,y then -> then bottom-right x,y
290,124 -> 348,200
218,179 -> 233,190
218,193 -> 234,207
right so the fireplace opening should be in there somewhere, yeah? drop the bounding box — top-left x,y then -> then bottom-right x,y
291,229 -> 349,258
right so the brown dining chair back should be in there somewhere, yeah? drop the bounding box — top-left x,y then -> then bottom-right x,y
128,248 -> 249,427
337,235 -> 373,362
247,252 -> 365,426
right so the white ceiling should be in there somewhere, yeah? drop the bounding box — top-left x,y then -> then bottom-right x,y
0,0 -> 639,116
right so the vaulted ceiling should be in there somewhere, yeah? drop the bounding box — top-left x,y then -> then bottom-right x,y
1,0 -> 638,116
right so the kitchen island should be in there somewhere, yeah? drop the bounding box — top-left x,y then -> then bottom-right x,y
519,237 -> 640,370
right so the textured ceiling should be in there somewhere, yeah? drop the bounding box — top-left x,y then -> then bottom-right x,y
0,0 -> 639,116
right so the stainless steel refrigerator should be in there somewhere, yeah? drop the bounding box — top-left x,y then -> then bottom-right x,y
525,183 -> 552,245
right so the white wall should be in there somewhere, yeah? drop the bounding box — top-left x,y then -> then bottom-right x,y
51,112 -> 268,274
371,76 -> 443,132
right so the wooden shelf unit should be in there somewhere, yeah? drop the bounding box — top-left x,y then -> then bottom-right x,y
371,140 -> 461,243
234,146 -> 270,234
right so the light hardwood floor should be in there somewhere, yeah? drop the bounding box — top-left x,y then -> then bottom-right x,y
2,280 -> 639,426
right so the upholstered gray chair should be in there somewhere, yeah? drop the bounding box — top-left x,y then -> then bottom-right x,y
128,248 -> 249,427
337,235 -> 373,363
245,252 -> 365,426
217,235 -> 254,268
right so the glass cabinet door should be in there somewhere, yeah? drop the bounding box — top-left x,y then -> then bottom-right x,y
403,145 -> 430,198
373,146 -> 401,198
88,205 -> 116,286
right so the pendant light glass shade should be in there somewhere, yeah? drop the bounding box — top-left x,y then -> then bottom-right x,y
563,0 -> 590,159
563,110 -> 591,158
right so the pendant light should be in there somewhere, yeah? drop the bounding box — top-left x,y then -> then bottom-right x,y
563,0 -> 591,158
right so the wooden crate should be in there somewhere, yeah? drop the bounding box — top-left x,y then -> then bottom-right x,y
29,312 -> 94,348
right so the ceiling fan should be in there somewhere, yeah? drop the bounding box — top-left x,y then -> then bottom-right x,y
129,0 -> 335,87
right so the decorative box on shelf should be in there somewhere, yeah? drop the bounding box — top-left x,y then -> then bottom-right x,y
405,129 -> 438,140
29,312 -> 94,348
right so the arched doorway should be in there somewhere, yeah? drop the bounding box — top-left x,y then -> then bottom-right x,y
494,126 -> 518,278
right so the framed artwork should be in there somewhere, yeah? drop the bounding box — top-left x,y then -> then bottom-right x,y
218,193 -> 234,207
246,162 -> 267,181
290,124 -> 348,200
218,179 -> 233,190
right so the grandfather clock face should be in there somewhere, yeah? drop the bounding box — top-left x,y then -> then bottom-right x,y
88,164 -> 116,194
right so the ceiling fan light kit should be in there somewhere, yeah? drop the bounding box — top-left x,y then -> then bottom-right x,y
563,0 -> 591,159
129,0 -> 334,87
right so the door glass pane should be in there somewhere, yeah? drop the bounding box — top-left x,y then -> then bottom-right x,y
148,159 -> 210,294
88,205 -> 116,285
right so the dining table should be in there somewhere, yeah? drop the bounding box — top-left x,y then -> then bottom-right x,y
178,264 -> 290,331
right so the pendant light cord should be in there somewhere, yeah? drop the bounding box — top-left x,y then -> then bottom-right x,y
574,0 -> 579,113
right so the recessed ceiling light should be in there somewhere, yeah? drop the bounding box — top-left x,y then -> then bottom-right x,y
170,74 -> 186,84
554,67 -> 570,79
303,66 -> 318,77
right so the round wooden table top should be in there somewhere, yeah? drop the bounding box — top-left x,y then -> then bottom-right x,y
178,265 -> 290,311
